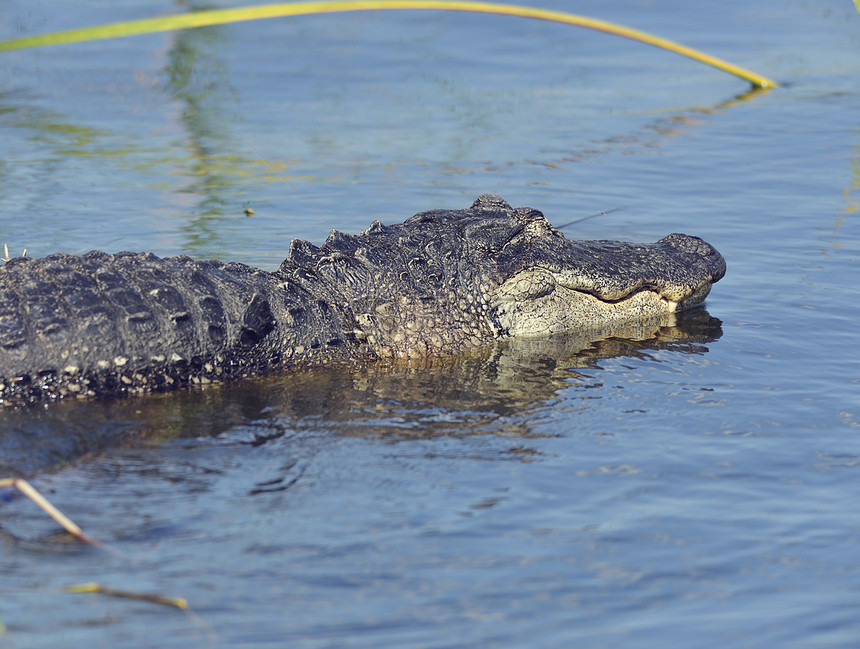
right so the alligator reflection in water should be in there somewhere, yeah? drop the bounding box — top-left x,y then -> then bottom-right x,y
0,309 -> 721,478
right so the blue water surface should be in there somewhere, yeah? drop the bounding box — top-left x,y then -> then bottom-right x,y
1,1 -> 860,647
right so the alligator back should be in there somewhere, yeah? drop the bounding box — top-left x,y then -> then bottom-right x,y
0,251 -> 289,404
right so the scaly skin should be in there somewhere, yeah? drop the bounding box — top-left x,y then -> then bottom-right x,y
0,195 -> 725,405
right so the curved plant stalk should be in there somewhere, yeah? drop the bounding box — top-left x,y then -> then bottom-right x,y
0,1 -> 778,88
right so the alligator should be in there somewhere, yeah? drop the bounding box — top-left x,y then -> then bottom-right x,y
0,195 -> 725,406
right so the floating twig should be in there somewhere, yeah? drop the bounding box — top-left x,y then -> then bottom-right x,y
0,477 -> 117,554
64,582 -> 188,610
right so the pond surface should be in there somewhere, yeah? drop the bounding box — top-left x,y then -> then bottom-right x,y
1,0 -> 860,647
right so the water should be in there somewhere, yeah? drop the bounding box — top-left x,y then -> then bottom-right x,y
1,0 -> 860,647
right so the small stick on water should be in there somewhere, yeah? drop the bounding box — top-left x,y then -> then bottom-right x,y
64,583 -> 216,639
64,582 -> 188,609
0,478 -> 119,554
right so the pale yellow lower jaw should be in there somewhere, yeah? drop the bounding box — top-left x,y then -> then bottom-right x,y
493,285 -> 707,339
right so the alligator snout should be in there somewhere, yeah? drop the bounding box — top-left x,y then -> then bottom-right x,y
658,233 -> 726,280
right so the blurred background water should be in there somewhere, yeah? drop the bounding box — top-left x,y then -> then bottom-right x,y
1,1 -> 859,647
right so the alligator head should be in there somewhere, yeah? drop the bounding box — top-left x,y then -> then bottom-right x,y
279,194 -> 726,359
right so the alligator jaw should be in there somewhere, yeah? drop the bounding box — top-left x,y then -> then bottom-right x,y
491,264 -> 717,338
492,281 -> 693,338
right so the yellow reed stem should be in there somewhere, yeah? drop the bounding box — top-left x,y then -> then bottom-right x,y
0,1 -> 778,88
